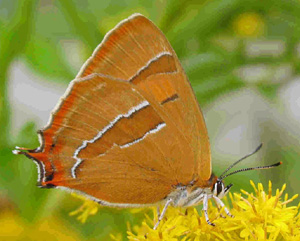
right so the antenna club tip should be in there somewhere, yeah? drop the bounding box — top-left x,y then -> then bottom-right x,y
273,161 -> 282,167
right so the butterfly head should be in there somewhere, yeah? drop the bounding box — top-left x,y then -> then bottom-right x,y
212,179 -> 232,199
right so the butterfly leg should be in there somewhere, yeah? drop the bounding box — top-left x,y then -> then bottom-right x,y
202,194 -> 215,226
156,206 -> 161,220
153,198 -> 173,230
213,196 -> 234,218
212,198 -> 225,218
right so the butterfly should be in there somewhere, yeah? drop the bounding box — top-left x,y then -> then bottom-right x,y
13,13 -> 281,229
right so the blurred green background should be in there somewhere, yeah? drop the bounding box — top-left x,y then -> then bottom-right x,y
1,0 -> 300,240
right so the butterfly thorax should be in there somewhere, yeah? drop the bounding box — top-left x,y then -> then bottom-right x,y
167,174 -> 218,207
166,186 -> 211,207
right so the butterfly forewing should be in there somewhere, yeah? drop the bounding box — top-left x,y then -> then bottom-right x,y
19,14 -> 212,205
78,13 -> 211,181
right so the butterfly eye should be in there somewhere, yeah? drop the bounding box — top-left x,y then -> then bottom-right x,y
213,180 -> 224,197
216,181 -> 224,196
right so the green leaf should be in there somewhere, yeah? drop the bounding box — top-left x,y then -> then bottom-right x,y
0,0 -> 38,147
158,0 -> 191,33
256,83 -> 281,100
194,74 -> 244,105
168,0 -> 241,56
1,122 -> 50,222
57,0 -> 104,51
24,35 -> 75,82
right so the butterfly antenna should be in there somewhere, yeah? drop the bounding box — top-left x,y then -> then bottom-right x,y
219,143 -> 265,180
219,161 -> 282,180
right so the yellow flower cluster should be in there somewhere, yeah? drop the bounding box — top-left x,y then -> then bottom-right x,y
127,181 -> 299,241
70,181 -> 299,240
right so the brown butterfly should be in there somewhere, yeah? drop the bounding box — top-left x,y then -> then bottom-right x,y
13,13 -> 281,229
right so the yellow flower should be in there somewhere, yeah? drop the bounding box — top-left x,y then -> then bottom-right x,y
0,210 -> 82,240
69,193 -> 99,223
233,12 -> 265,37
127,181 -> 299,241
